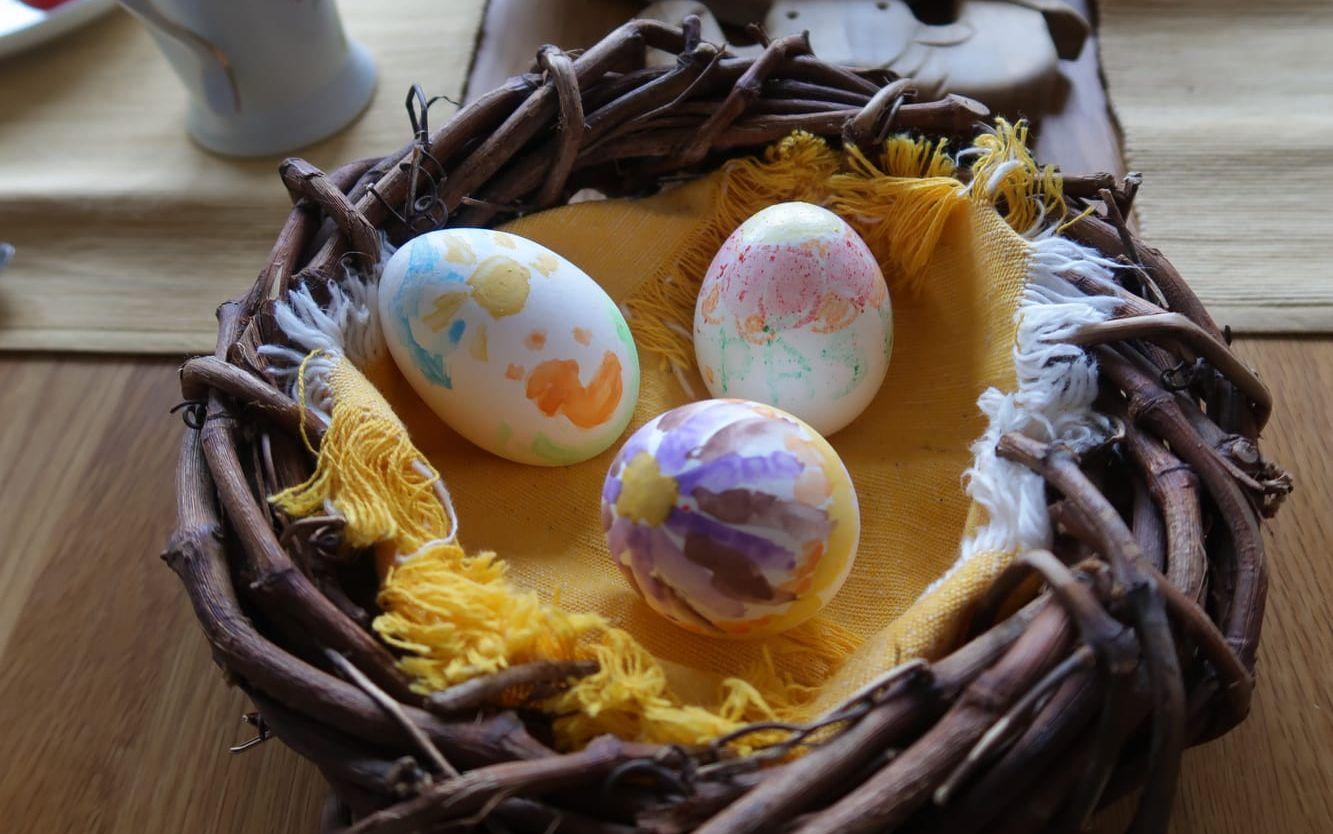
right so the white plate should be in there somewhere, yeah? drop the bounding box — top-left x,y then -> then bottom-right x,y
0,0 -> 116,61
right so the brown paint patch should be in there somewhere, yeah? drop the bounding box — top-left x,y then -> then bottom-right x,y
505,363 -> 525,381
525,351 -> 623,428
698,417 -> 784,461
525,329 -> 547,350
682,532 -> 793,605
660,581 -> 726,633
693,487 -> 831,541
572,327 -> 592,346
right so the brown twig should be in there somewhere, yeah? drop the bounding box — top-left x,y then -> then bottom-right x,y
426,660 -> 599,714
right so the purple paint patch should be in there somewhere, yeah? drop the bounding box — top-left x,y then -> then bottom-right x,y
674,450 -> 804,496
653,400 -> 742,472
696,416 -> 797,462
602,473 -> 623,504
665,505 -> 796,571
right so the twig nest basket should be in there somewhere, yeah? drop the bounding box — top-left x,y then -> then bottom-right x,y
168,17 -> 1291,834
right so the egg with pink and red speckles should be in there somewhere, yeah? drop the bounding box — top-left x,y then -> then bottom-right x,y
694,202 -> 892,436
602,399 -> 860,638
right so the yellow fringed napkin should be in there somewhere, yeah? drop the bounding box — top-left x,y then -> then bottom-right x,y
274,122 -> 1092,747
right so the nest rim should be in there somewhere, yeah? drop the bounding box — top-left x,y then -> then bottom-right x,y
167,16 -> 1289,834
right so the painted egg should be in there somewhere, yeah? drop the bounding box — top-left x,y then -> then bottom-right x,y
601,398 -> 859,638
694,201 -> 892,436
379,229 -> 640,466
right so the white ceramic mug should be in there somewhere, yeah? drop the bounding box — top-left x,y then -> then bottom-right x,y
119,0 -> 376,157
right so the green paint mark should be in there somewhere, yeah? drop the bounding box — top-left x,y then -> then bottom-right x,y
820,330 -> 865,399
762,337 -> 814,404
497,421 -> 513,451
608,302 -> 641,382
531,432 -> 603,466
880,304 -> 895,360
610,302 -> 634,353
717,328 -> 731,392
717,325 -> 754,394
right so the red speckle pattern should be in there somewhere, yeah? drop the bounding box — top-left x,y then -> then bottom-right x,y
699,213 -> 886,343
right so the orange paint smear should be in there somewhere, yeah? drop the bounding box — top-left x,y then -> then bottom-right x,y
572,327 -> 592,345
505,363 -> 525,380
525,351 -> 623,428
525,330 -> 547,350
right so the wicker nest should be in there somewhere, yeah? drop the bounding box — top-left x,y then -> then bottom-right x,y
168,17 -> 1292,834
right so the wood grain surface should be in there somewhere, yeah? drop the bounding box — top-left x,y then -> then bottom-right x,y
0,338 -> 1328,833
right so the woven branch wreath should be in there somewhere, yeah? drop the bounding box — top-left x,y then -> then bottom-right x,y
168,16 -> 1291,834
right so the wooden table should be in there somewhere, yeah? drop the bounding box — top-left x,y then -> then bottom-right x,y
1,3 -> 1330,832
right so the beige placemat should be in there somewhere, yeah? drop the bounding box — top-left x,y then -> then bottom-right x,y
1099,0 -> 1333,332
5,1 -> 1330,353
0,1 -> 486,353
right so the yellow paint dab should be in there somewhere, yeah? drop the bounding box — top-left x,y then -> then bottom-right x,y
532,252 -> 560,276
615,452 -> 678,526
491,231 -> 518,249
470,323 -> 489,361
468,255 -> 530,318
422,291 -> 468,331
443,235 -> 476,264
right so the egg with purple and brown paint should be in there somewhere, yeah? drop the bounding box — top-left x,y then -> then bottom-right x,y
694,202 -> 892,436
601,398 -> 859,638
379,228 -> 639,466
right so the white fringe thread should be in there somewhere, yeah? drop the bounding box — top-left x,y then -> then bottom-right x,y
258,252 -> 390,424
923,232 -> 1123,596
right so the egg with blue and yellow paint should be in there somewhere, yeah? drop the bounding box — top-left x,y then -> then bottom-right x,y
379,228 -> 640,466
694,202 -> 892,436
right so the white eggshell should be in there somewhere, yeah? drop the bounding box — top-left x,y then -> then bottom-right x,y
379,229 -> 640,466
693,202 -> 893,436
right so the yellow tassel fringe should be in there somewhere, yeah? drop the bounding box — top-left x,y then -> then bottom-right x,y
272,121 -> 1065,751
627,119 -> 1064,384
274,360 -> 450,551
273,355 -> 819,750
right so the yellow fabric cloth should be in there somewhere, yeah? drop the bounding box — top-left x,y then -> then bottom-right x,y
357,132 -> 1035,728
274,128 -> 1062,747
